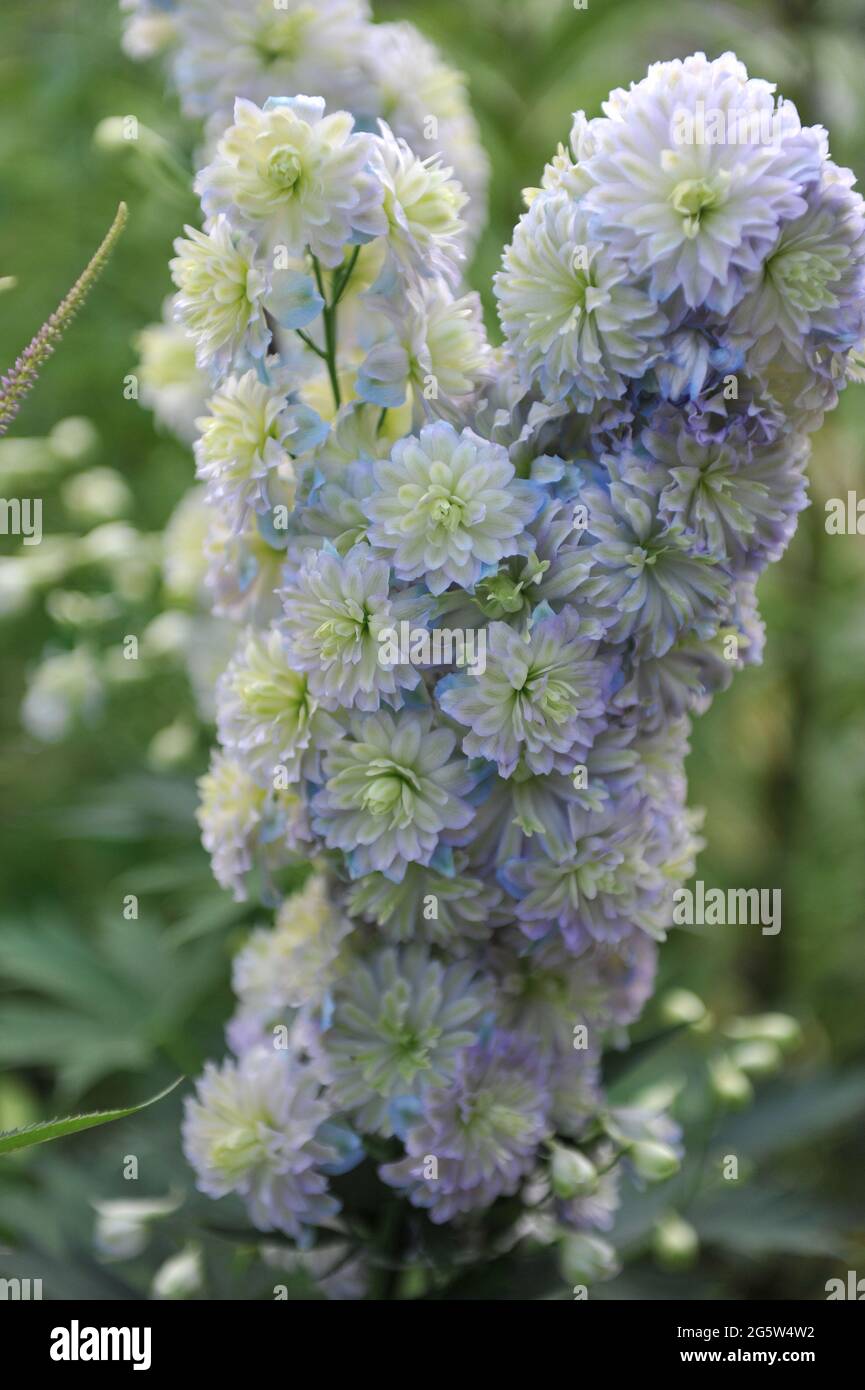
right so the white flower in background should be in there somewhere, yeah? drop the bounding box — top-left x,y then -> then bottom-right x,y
135,301 -> 209,444
196,750 -> 267,899
196,97 -> 385,268
21,647 -> 104,743
369,123 -> 467,286
119,1 -> 178,60
495,191 -> 667,407
194,369 -> 300,528
233,874 -> 352,1017
170,216 -> 269,371
172,0 -> 375,128
162,486 -> 211,603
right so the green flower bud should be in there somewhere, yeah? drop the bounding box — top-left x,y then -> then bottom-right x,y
550,1145 -> 598,1199
629,1139 -> 681,1183
731,1039 -> 782,1077
653,1212 -> 699,1270
660,988 -> 706,1026
725,1013 -> 801,1050
709,1054 -> 753,1107
559,1232 -> 619,1286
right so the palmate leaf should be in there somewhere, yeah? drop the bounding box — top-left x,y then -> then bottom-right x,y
0,911 -> 225,1097
0,1078 -> 182,1157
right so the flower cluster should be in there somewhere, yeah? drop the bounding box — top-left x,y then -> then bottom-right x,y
171,52 -> 864,1291
120,0 -> 488,241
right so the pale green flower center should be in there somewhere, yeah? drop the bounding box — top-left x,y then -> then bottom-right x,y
211,1123 -> 267,1180
535,679 -> 575,722
670,175 -> 729,237
768,247 -> 840,312
422,483 -> 465,532
266,147 -> 304,193
240,667 -> 310,724
314,603 -> 369,657
360,761 -> 421,818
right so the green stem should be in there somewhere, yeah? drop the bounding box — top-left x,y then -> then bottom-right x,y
295,328 -> 327,362
368,1201 -> 405,1301
310,248 -> 361,413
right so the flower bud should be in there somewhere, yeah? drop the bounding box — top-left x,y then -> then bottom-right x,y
550,1145 -> 598,1199
725,1013 -> 801,1050
709,1054 -> 753,1107
653,1212 -> 699,1269
629,1139 -> 681,1183
660,988 -> 706,1026
151,1245 -> 203,1300
559,1233 -> 619,1286
731,1039 -> 782,1077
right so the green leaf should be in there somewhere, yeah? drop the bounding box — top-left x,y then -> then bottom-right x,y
0,1078 -> 183,1156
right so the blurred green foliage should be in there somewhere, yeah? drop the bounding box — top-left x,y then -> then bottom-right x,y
1,0 -> 864,1299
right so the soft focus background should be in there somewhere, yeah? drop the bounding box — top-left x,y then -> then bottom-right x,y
1,0 -> 864,1299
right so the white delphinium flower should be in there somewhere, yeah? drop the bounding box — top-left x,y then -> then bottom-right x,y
182,1047 -> 341,1239
365,420 -> 541,595
324,945 -> 489,1135
278,544 -> 423,711
232,874 -> 352,1017
571,51 -> 824,313
163,486 -> 211,604
358,280 -> 490,421
495,191 -> 667,407
369,123 -> 467,286
151,1245 -> 204,1300
21,647 -> 104,742
196,97 -> 385,268
170,216 -> 269,371
216,625 -> 334,782
93,1194 -> 182,1262
194,368 -> 315,529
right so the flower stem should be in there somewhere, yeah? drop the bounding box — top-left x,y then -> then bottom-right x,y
311,247 -> 361,414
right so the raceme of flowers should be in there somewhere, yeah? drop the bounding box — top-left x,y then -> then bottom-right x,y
120,0 -> 488,240
163,51 -> 865,1290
